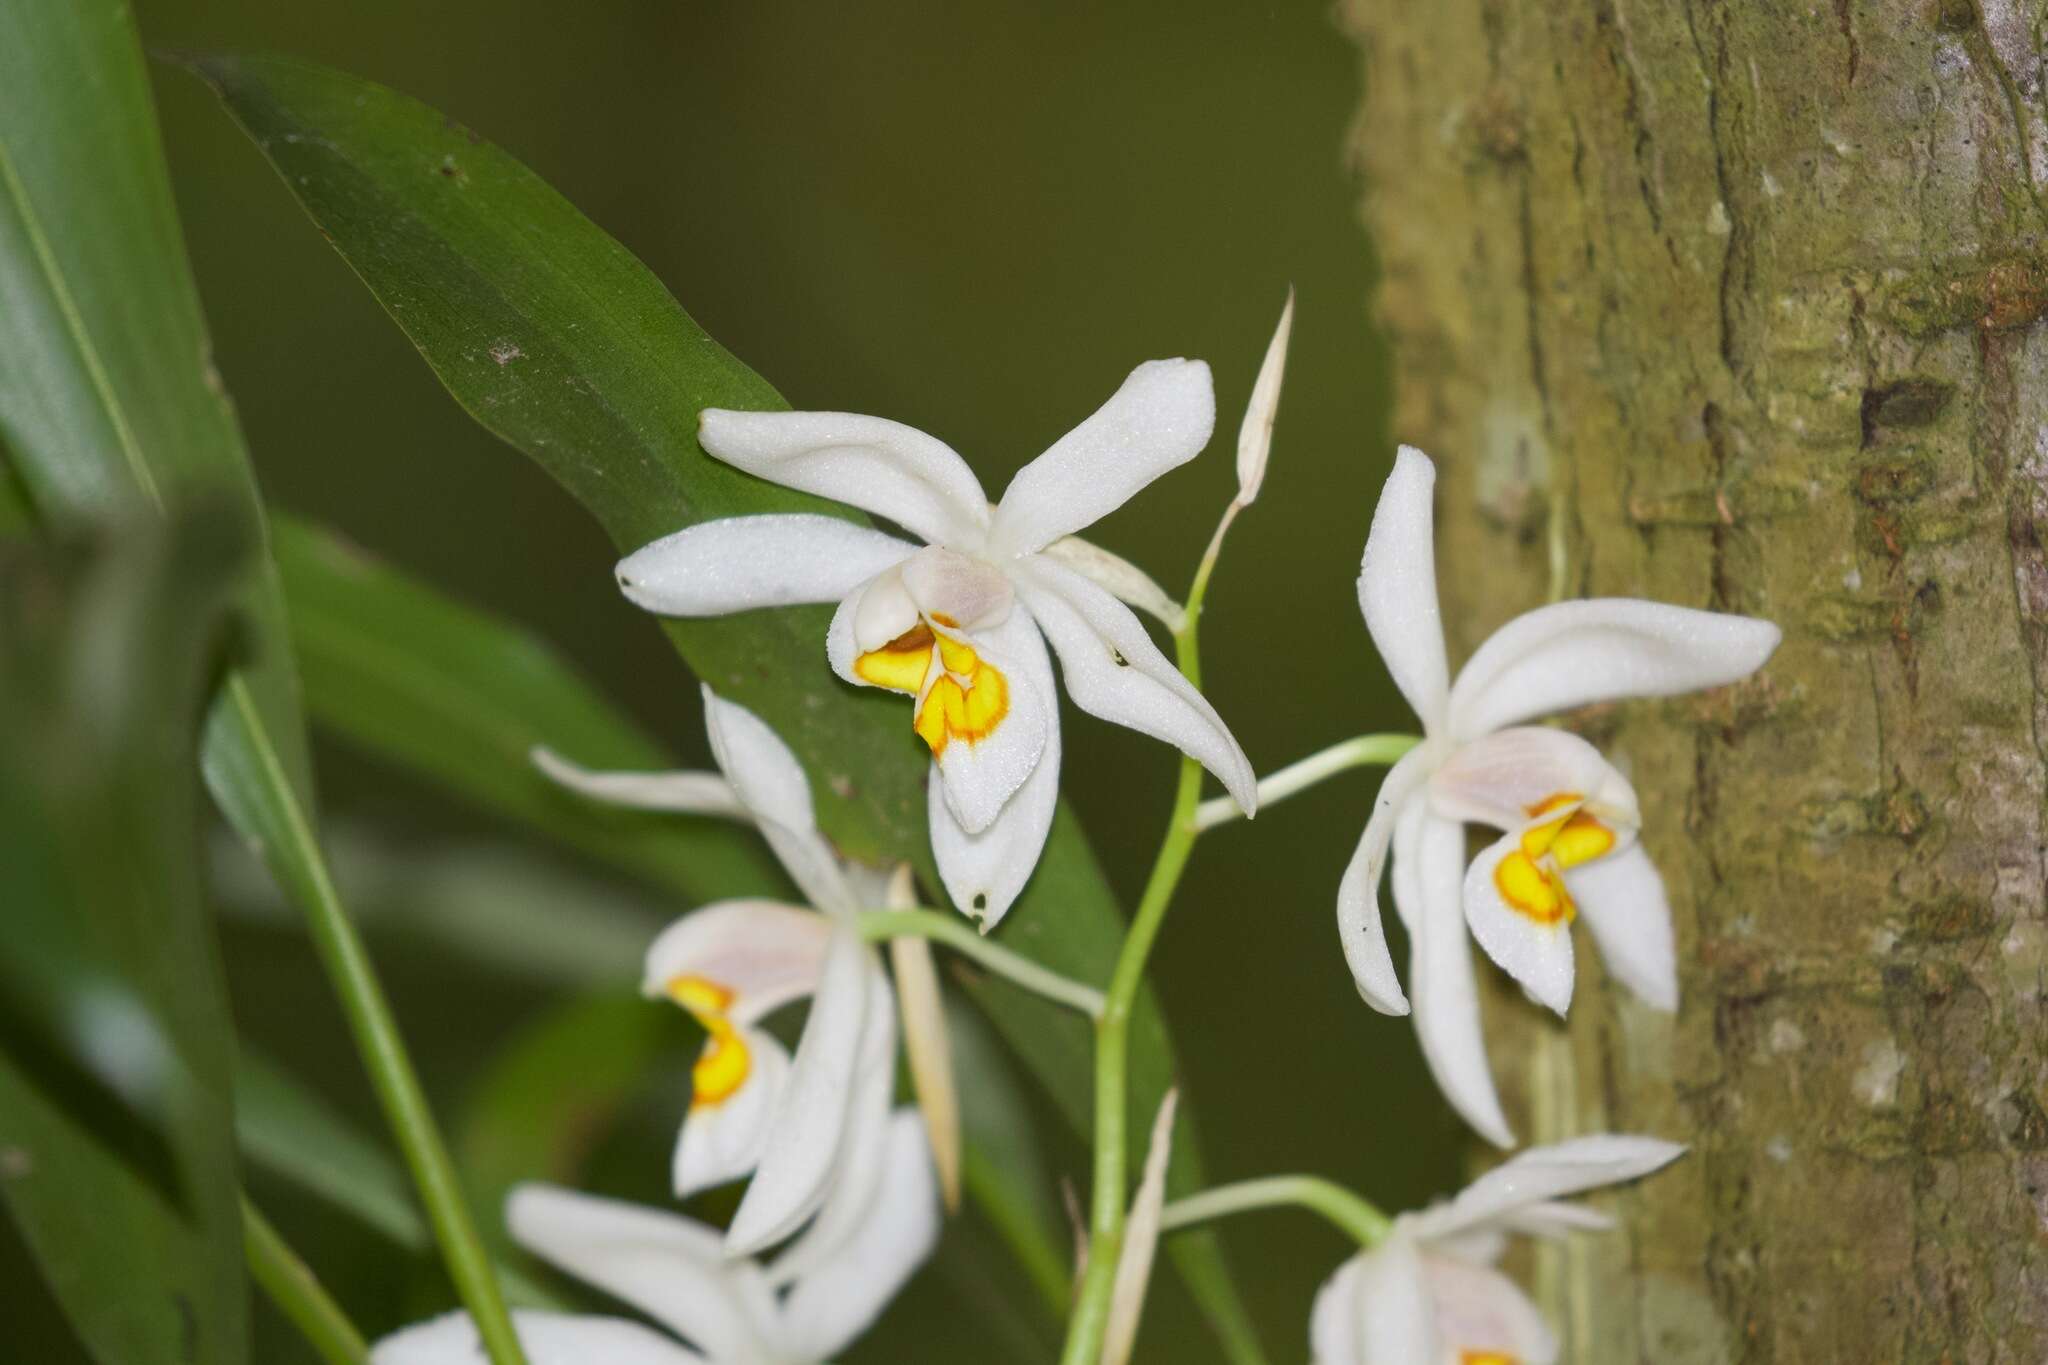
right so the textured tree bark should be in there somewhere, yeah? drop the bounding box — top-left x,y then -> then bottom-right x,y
1343,1 -> 2048,1359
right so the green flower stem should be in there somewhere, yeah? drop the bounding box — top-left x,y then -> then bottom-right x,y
1159,1176 -> 1392,1248
853,909 -> 1106,1017
1191,732 -> 1423,832
255,769 -> 528,1365
1059,566 -> 1219,1365
242,1197 -> 370,1365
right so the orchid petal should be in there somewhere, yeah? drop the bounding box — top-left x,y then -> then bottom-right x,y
724,924 -> 873,1256
1012,555 -> 1256,812
1564,842 -> 1678,1011
1427,727 -> 1640,836
760,955 -> 898,1285
1038,534 -> 1186,632
1425,1255 -> 1558,1365
697,409 -> 991,547
504,1185 -> 776,1360
1501,1201 -> 1616,1240
1334,747 -> 1433,1015
927,612 -> 1054,835
614,514 -> 915,616
1412,812 -> 1516,1148
928,693 -> 1061,929
1353,1234 -> 1440,1365
1308,1257 -> 1367,1365
530,747 -> 747,820
1447,598 -> 1782,740
641,900 -> 833,1025
774,1111 -> 941,1362
988,359 -> 1216,556
1234,289 -> 1293,507
1463,830 -> 1578,1017
1409,1135 -> 1686,1243
702,687 -> 857,913
370,1311 -> 707,1365
671,1025 -> 790,1200
1358,447 -> 1452,733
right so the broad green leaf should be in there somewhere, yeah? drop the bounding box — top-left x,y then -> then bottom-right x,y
184,55 -> 1265,1359
236,1052 -> 565,1311
271,514 -> 784,903
0,506 -> 250,1365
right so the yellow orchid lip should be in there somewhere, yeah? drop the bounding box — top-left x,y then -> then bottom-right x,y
1493,791 -> 1618,926
854,621 -> 1010,757
1459,1352 -> 1519,1365
667,974 -> 750,1109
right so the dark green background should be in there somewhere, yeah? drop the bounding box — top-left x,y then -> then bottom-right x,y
13,2 -> 1467,1360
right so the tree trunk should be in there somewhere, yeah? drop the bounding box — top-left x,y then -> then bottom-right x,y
1343,1 -> 2048,1359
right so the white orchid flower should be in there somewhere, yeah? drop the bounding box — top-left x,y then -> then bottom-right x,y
1344,448 -> 1780,1145
1310,1135 -> 1683,1365
535,688 -> 915,1258
371,1126 -> 939,1365
609,359 -> 1259,928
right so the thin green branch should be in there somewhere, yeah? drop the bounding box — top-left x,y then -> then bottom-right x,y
242,1197 -> 370,1365
1191,733 -> 1422,832
239,681 -> 527,1365
853,909 -> 1106,1017
1159,1176 -> 1391,1249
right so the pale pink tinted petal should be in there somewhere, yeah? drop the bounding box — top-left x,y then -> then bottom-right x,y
697,410 -> 990,547
1013,554 -> 1256,812
641,901 -> 832,1025
1426,727 -> 1639,835
1463,831 -> 1577,1017
615,514 -> 915,616
988,359 -> 1216,556
1447,599 -> 1782,740
370,1311 -> 707,1365
1412,813 -> 1515,1147
773,1111 -> 941,1362
1335,748 -> 1433,1015
503,1186 -> 775,1359
1425,1256 -> 1557,1365
1564,843 -> 1678,1011
1357,447 -> 1451,732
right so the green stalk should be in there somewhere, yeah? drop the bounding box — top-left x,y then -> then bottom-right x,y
242,1197 -> 370,1365
1057,594 -> 1214,1365
1159,1176 -> 1391,1248
247,737 -> 528,1365
854,909 -> 1106,1017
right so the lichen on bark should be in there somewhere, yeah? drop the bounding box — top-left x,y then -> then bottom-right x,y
1343,1 -> 2048,1359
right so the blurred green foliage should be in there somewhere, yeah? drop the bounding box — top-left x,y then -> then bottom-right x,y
4,2 -> 1470,1361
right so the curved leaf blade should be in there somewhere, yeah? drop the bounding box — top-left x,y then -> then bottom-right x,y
272,514 -> 785,903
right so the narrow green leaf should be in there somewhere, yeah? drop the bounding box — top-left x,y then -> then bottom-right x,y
0,14 -> 528,1359
271,514 -> 784,903
183,55 -> 1265,1358
0,507 -> 251,1365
